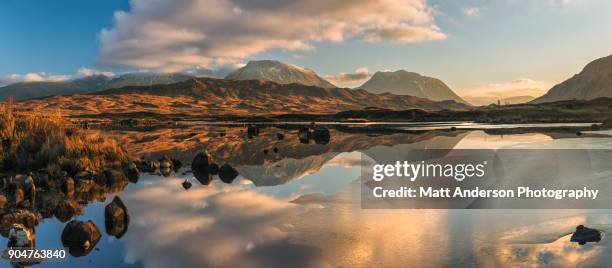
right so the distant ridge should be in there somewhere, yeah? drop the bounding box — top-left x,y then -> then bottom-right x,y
225,60 -> 336,88
358,70 -> 468,104
0,73 -> 194,101
533,54 -> 612,103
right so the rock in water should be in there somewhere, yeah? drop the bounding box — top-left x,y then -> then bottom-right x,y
218,164 -> 239,184
276,133 -> 285,140
182,180 -> 192,190
194,171 -> 213,185
54,200 -> 76,223
247,125 -> 260,138
105,196 -> 129,238
0,210 -> 39,237
206,163 -> 220,175
62,177 -> 75,196
191,151 -> 210,173
298,127 -> 310,144
311,126 -> 330,145
571,225 -> 602,245
61,220 -> 101,257
8,223 -> 35,248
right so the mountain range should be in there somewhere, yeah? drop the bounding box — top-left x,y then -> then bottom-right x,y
17,77 -> 469,118
0,73 -> 193,101
533,54 -> 612,103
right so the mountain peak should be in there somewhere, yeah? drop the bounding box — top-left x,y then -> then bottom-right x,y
533,54 -> 612,103
359,70 -> 468,104
225,60 -> 335,88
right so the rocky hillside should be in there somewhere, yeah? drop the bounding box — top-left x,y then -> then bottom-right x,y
225,60 -> 336,88
0,73 -> 193,101
533,54 -> 612,103
358,70 -> 467,104
17,77 -> 469,118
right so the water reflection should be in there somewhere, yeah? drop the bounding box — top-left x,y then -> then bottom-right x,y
0,125 -> 611,267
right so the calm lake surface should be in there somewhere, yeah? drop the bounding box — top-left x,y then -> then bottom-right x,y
3,124 -> 612,267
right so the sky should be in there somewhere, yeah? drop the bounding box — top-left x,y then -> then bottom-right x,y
1,0 -> 612,104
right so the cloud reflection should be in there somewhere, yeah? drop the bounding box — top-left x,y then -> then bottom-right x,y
120,177 -> 312,267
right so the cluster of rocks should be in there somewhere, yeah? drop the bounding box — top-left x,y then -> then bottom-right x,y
244,124 -> 330,145
134,155 -> 182,178
191,151 -> 239,185
298,126 -> 330,145
0,167 -> 133,258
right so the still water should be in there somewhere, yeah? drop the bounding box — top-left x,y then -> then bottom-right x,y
3,127 -> 612,267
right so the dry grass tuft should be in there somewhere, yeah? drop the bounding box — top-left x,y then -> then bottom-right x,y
1,97 -> 131,173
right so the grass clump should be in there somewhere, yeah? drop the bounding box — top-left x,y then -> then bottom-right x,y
1,97 -> 131,174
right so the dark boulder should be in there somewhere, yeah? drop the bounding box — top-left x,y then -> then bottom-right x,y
125,163 -> 140,183
311,126 -> 330,145
182,180 -> 192,190
218,164 -> 239,184
194,171 -> 213,185
571,225 -> 602,245
206,163 -> 219,175
247,125 -> 260,138
61,220 -> 101,257
276,133 -> 285,140
171,158 -> 182,171
104,196 -> 129,239
54,200 -> 76,223
298,127 -> 310,144
191,151 -> 210,173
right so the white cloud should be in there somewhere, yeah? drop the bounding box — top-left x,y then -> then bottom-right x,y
97,0 -> 446,72
460,78 -> 550,105
324,67 -> 371,87
77,67 -> 114,77
0,72 -> 71,86
462,7 -> 481,17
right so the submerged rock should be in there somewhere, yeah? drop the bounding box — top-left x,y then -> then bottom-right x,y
571,225 -> 602,245
192,151 -> 210,173
218,164 -> 239,184
61,220 -> 101,257
104,196 -> 129,239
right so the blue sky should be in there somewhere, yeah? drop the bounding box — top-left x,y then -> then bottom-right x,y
1,0 -> 612,103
